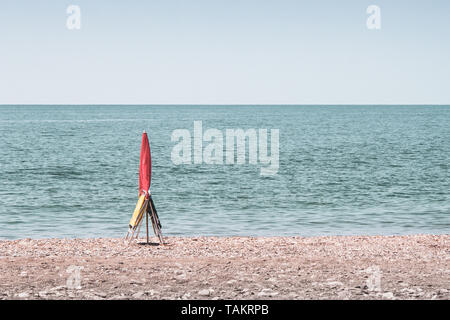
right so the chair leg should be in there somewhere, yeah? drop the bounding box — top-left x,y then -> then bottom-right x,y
146,208 -> 149,244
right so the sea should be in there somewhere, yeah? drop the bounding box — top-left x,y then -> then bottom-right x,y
0,105 -> 449,239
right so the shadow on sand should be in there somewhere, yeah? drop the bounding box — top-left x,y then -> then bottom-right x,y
137,242 -> 161,246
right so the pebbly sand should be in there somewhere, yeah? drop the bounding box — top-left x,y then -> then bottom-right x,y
0,235 -> 448,300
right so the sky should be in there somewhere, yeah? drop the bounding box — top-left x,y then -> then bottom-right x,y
0,0 -> 449,105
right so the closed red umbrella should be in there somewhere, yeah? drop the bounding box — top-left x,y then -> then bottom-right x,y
139,131 -> 151,197
126,131 -> 163,244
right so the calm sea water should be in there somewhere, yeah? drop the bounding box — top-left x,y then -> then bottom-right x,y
0,105 -> 449,239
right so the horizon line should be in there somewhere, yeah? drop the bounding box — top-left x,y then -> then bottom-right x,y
1,104 -> 450,106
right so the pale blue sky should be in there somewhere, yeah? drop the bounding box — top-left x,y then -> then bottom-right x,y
0,0 -> 449,104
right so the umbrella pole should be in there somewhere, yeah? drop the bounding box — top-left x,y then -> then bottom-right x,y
146,206 -> 149,244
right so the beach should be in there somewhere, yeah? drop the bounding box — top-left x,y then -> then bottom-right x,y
0,235 -> 448,300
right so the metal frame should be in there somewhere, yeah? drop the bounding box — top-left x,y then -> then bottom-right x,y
125,196 -> 163,245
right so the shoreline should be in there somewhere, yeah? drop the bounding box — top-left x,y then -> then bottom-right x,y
1,235 -> 448,300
